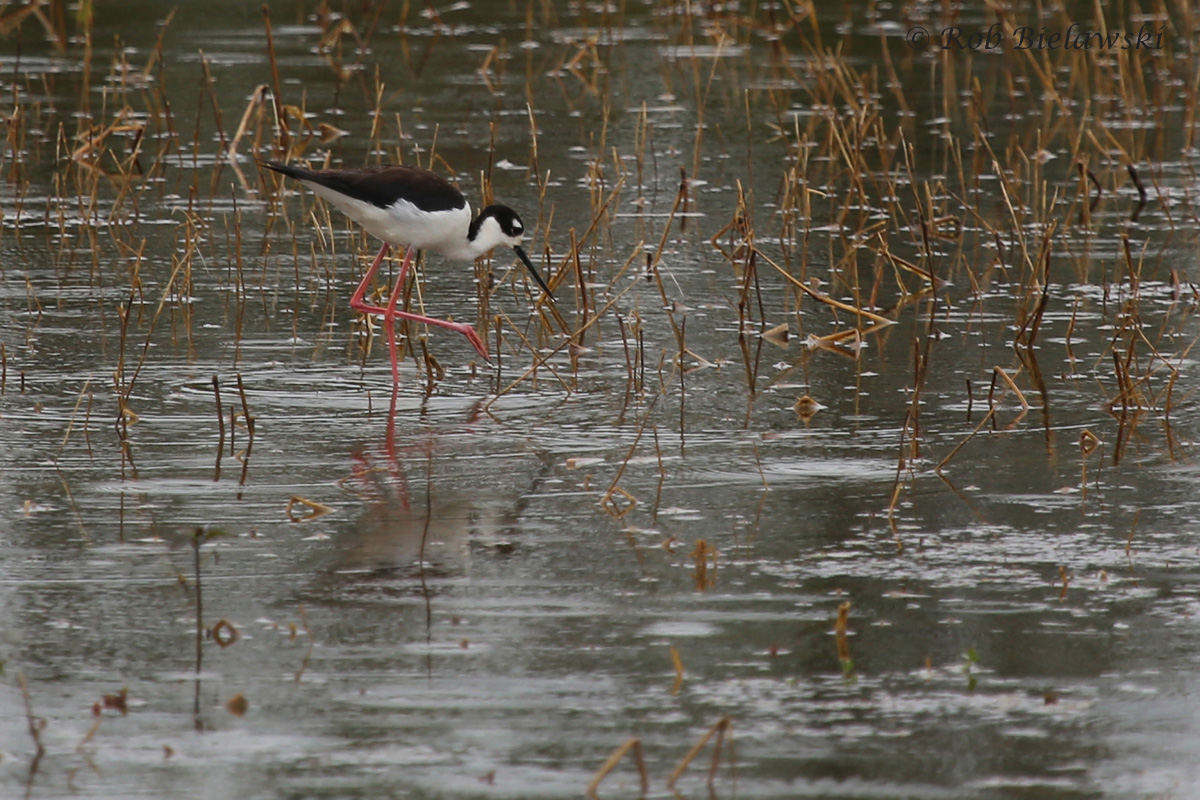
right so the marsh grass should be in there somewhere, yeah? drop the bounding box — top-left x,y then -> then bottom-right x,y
3,5 -> 1196,542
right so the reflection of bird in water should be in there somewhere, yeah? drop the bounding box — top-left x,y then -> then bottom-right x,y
327,403 -> 548,582
334,479 -> 512,580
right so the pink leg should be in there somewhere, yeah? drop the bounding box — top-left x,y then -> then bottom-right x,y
352,244 -> 492,383
350,245 -> 415,385
383,306 -> 492,364
377,251 -> 491,364
350,243 -> 393,316
380,247 -> 416,386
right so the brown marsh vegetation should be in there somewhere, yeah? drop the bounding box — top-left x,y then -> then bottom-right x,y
2,1 -> 1199,797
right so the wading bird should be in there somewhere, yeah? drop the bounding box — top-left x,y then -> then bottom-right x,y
262,160 -> 553,383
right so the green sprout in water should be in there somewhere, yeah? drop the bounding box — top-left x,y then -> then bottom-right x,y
963,648 -> 979,692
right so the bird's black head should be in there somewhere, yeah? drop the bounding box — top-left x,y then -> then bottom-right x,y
470,204 -> 526,241
468,204 -> 553,300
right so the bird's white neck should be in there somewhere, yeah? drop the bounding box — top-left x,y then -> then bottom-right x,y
444,213 -> 513,261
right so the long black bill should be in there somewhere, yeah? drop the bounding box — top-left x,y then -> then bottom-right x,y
513,245 -> 554,301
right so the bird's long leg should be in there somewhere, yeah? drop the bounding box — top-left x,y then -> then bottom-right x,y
349,243 -> 421,385
350,243 -> 393,316
375,247 -> 417,386
380,253 -> 491,364
351,243 -> 491,377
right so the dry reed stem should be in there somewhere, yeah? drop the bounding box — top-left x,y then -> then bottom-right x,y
286,496 -> 332,522
600,392 -> 661,517
17,670 -> 45,791
57,379 -> 91,454
835,600 -> 852,671
585,737 -> 648,799
756,247 -> 894,327
226,85 -> 270,162
485,250 -> 645,407
936,405 -> 1000,475
991,367 -> 1030,413
666,715 -> 734,790
293,604 -> 315,682
670,646 -> 684,696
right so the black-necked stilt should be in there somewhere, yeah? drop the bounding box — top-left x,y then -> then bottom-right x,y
261,160 -> 553,382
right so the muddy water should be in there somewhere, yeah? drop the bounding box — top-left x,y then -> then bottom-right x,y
2,2 -> 1199,798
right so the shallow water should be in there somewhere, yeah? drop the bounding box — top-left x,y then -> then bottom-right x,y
2,2 -> 1200,798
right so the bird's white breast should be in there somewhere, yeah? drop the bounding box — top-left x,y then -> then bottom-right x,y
304,181 -> 473,260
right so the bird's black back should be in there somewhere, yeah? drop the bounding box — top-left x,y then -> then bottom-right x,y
262,161 -> 467,212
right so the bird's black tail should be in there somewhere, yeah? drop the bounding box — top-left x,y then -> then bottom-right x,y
260,160 -> 313,181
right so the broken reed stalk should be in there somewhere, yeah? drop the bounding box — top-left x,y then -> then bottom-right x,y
212,375 -> 225,439
690,539 -> 717,590
235,373 -> 256,440
645,171 -> 689,346
192,528 -> 205,728
490,307 -> 573,393
570,227 -> 588,347
670,646 -> 685,696
262,4 -> 287,150
600,392 -> 661,518
757,248 -> 894,327
834,601 -> 852,674
678,318 -> 686,453
18,670 -> 45,790
666,716 -> 735,790
212,375 -> 225,480
293,603 -> 315,682
937,405 -> 999,474
485,249 -> 645,409
226,84 -> 270,161
198,53 -> 228,153
57,379 -> 91,454
234,373 -> 255,492
586,738 -> 648,799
